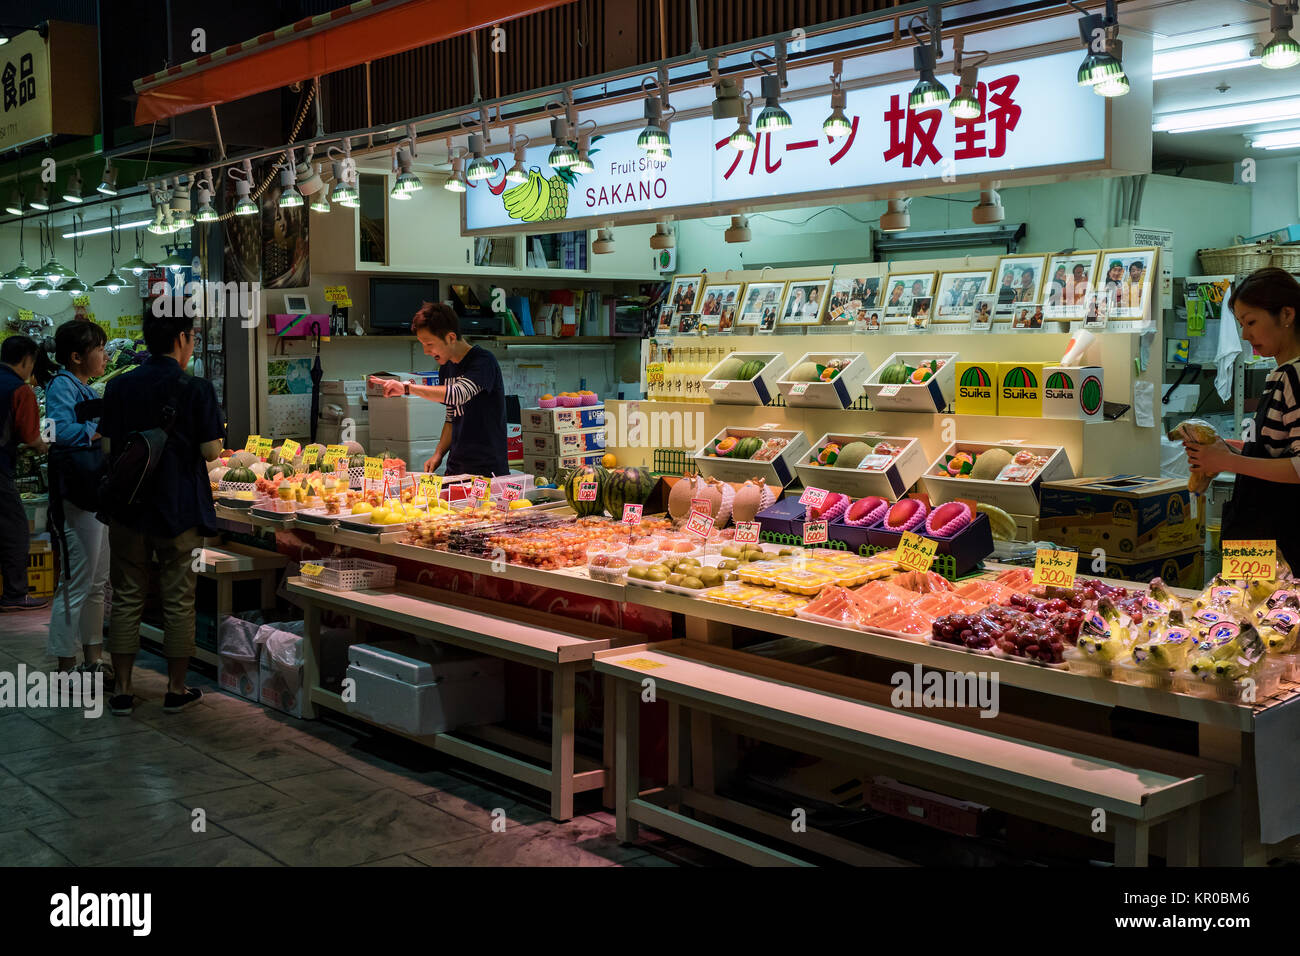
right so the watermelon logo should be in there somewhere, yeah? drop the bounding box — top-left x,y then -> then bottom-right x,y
1002,366 -> 1039,389
1079,375 -> 1102,415
960,366 -> 991,388
1045,371 -> 1074,391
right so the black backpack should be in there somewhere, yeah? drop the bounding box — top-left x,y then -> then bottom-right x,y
100,375 -> 193,511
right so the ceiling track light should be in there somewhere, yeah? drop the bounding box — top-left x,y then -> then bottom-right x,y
823,60 -> 851,138
725,215 -> 751,243
572,120 -> 598,175
752,44 -> 792,133
880,197 -> 911,232
444,142 -> 468,193
505,130 -> 530,185
230,159 -> 259,216
194,170 -> 218,222
950,36 -> 988,120
465,133 -> 495,182
62,169 -> 83,203
908,8 -> 950,109
294,147 -> 325,196
710,70 -> 745,120
329,139 -> 360,207
548,99 -> 580,170
649,220 -> 674,250
729,92 -> 757,151
1261,1 -> 1300,69
1073,0 -> 1128,94
169,175 -> 194,229
97,158 -> 119,196
278,156 -> 303,208
636,86 -> 673,155
592,222 -> 616,254
310,178 -> 331,213
972,187 -> 1004,224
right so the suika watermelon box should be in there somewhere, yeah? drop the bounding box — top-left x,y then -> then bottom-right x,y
1041,366 -> 1104,422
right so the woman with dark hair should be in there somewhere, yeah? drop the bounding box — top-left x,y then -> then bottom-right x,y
45,320 -> 112,676
1183,268 -> 1300,567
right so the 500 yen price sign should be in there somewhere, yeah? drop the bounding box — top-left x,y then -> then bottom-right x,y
897,532 -> 938,573
1222,540 -> 1277,581
1032,549 -> 1078,588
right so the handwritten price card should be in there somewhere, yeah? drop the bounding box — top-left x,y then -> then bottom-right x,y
255,437 -> 273,458
897,532 -> 938,573
301,445 -> 319,466
280,439 -> 300,461
1222,540 -> 1277,582
418,474 -> 442,502
503,482 -> 524,502
686,511 -> 713,538
471,477 -> 490,500
799,487 -> 829,508
1033,549 -> 1078,588
622,503 -> 643,525
244,435 -> 261,453
802,520 -> 828,545
577,481 -> 599,502
734,521 -> 761,545
363,457 -> 383,480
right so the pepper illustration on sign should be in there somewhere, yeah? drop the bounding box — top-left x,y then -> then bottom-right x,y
501,138 -> 601,222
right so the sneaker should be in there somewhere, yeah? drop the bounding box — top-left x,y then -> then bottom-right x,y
163,687 -> 203,713
82,660 -> 115,682
0,595 -> 50,612
109,694 -> 136,716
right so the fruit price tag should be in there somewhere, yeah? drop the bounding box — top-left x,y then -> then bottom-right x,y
686,510 -> 713,538
799,486 -> 829,508
622,503 -> 643,525
732,521 -> 760,545
1033,549 -> 1078,588
802,520 -> 828,545
17,309 -> 33,322
996,463 -> 1037,483
711,381 -> 729,390
299,563 -> 324,577
897,532 -> 938,573
244,435 -> 261,453
322,451 -> 341,470
503,482 -> 524,502
789,383 -> 810,396
759,422 -> 780,430
418,474 -> 442,501
496,497 -> 511,512
876,384 -> 902,398
471,477 -> 490,500
691,497 -> 711,515
363,457 -> 383,480
301,445 -> 319,466
280,439 -> 300,460
577,481 -> 599,502
1222,540 -> 1277,581
858,454 -> 892,471
256,437 -> 273,458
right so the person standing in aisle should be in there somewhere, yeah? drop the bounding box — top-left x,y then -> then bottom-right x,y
0,335 -> 49,611
100,313 -> 225,715
1183,268 -> 1300,568
371,302 -> 507,477
44,321 -> 112,675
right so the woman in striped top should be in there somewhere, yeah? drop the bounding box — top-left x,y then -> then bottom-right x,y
1184,268 -> 1300,567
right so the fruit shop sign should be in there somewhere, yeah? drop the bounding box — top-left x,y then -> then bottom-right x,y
464,49 -> 1107,234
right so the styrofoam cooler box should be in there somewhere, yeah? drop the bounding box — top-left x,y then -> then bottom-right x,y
521,427 -> 607,457
522,404 -> 605,433
694,426 -> 810,487
776,352 -> 871,409
523,452 -> 604,478
702,352 -> 789,405
795,433 -> 928,500
345,639 -> 505,736
863,352 -> 958,412
369,395 -> 447,443
921,441 -> 1074,515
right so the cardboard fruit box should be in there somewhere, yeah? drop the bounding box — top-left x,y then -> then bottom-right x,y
702,352 -> 790,406
864,352 -> 959,413
694,426 -> 810,487
921,441 -> 1074,516
1100,547 -> 1206,590
795,433 -> 928,501
775,352 -> 872,409
1037,475 -> 1206,560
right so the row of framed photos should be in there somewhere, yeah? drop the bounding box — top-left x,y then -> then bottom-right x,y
657,247 -> 1160,334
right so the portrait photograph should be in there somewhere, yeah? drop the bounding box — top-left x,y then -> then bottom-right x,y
1100,247 -> 1158,319
993,255 -> 1048,306
884,271 -> 936,319
737,281 -> 786,328
934,271 -> 992,320
970,293 -> 998,331
1044,252 -> 1100,318
1011,303 -> 1045,331
676,312 -> 701,335
908,296 -> 934,331
779,279 -> 831,326
825,275 -> 882,325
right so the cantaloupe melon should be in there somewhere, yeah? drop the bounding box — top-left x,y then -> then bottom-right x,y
791,362 -> 820,383
970,447 -> 1012,480
714,358 -> 743,381
836,441 -> 871,468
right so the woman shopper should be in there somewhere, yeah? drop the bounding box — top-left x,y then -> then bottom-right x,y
1183,268 -> 1300,568
44,321 -> 112,676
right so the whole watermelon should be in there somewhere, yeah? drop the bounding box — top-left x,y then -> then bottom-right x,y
603,466 -> 656,519
565,465 -> 607,517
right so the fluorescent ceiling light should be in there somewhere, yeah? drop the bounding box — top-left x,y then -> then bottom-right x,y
61,217 -> 152,239
1153,40 -> 1257,80
1250,128 -> 1300,149
1153,97 -> 1300,133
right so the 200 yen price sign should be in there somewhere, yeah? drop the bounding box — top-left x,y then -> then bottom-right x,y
1222,540 -> 1277,582
1033,549 -> 1078,588
734,521 -> 761,544
577,481 -> 599,502
897,532 -> 938,573
622,503 -> 643,525
803,520 -> 828,545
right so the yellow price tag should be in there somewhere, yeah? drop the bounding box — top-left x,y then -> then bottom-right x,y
335,296 -> 352,308
364,456 -> 383,480
72,295 -> 90,308
1033,549 -> 1078,588
323,285 -> 348,302
301,445 -> 319,466
321,451 -> 340,469
1221,540 -> 1277,582
418,474 -> 442,501
255,437 -> 273,458
897,531 -> 938,573
280,439 -> 300,460
17,309 -> 33,322
244,435 -> 261,453
299,563 -> 325,577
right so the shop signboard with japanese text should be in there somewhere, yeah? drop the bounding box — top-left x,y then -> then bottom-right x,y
465,50 -> 1110,234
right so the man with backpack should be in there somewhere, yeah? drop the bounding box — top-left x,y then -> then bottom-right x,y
100,313 -> 225,715
0,335 -> 50,612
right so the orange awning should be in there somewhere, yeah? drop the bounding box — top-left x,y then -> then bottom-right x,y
133,0 -> 576,125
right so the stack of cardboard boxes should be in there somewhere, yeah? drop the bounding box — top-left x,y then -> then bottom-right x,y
520,403 -> 608,479
365,372 -> 447,468
1038,475 -> 1208,588
317,380 -> 369,449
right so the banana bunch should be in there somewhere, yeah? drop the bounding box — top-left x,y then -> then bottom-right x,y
1257,600 -> 1300,653
1187,621 -> 1246,680
976,502 -> 1017,541
1076,598 -> 1133,661
1192,575 -> 1248,616
1166,418 -> 1220,494
1146,577 -> 1185,616
502,169 -> 552,222
1131,611 -> 1191,672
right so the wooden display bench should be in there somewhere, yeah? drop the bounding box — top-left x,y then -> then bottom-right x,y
597,640 -> 1235,867
286,577 -> 643,820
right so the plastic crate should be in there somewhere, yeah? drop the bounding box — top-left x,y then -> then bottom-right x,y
854,542 -> 961,581
653,448 -> 695,476
299,558 -> 396,591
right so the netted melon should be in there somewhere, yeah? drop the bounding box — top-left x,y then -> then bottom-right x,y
714,358 -> 744,381
970,447 -> 1012,480
836,441 -> 871,468
791,362 -> 820,383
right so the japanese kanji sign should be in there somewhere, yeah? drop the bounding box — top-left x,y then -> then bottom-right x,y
0,26 -> 54,152
465,50 -> 1106,234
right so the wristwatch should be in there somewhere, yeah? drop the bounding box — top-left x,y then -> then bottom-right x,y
404,382 -> 411,396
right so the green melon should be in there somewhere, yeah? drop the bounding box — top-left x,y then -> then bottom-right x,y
791,362 -> 820,383
715,358 -> 744,380
970,447 -> 1012,480
836,441 -> 871,468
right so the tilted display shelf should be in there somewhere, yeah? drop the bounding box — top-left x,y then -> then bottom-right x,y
775,352 -> 871,409
694,426 -> 811,487
702,352 -> 790,405
796,432 -> 928,501
921,440 -> 1074,515
864,352 -> 959,412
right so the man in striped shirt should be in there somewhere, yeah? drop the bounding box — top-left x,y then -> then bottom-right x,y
371,302 -> 508,478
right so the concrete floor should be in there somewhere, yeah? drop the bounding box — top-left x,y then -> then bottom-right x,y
0,608 -> 727,867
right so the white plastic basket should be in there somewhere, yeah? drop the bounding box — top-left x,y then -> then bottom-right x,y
217,480 -> 257,494
300,558 -> 396,591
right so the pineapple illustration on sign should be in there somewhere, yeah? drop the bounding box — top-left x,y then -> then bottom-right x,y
501,138 -> 599,222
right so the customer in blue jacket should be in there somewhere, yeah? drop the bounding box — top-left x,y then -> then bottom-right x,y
45,320 -> 112,676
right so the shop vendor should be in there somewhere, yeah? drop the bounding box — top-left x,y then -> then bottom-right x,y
369,302 -> 508,477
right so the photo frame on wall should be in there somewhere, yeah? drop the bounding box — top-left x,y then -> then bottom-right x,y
970,293 -> 998,331
825,274 -> 882,325
779,279 -> 831,326
908,296 -> 934,331
934,271 -> 991,320
1044,252 -> 1100,319
661,274 -> 704,330
1011,303 -> 1045,331
738,281 -> 786,332
993,254 -> 1048,306
883,271 -> 936,320
1099,247 -> 1159,319
699,282 -> 742,333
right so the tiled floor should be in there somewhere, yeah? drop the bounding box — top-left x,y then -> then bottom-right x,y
0,609 -> 725,867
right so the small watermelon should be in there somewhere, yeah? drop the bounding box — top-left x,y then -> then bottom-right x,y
602,466 -> 656,519
565,465 -> 607,517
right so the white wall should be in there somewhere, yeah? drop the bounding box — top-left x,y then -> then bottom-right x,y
1250,157 -> 1300,239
